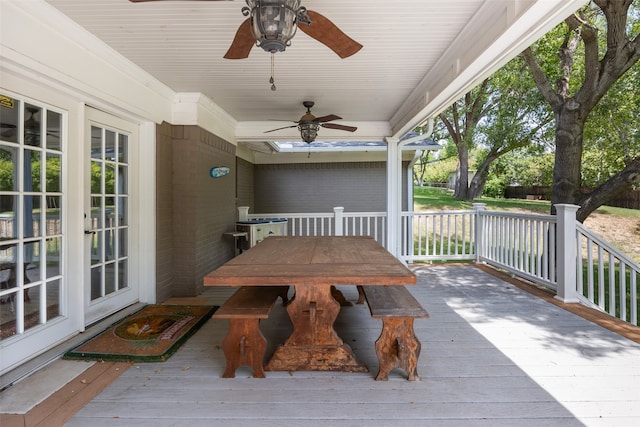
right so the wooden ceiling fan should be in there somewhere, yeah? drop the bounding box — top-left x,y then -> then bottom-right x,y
129,0 -> 362,60
265,101 -> 357,143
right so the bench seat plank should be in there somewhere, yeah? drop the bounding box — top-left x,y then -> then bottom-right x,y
213,286 -> 286,319
362,285 -> 429,319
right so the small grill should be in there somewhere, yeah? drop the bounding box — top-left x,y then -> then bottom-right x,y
236,219 -> 288,250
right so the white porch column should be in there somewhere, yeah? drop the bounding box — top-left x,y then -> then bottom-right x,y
238,206 -> 250,221
385,137 -> 401,256
473,203 -> 486,263
334,206 -> 344,236
555,204 -> 580,303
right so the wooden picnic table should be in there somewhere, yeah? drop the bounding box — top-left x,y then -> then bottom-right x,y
204,235 -> 416,372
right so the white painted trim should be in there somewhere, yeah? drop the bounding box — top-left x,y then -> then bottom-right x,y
172,93 -> 237,145
137,122 -> 157,305
1,1 -> 175,124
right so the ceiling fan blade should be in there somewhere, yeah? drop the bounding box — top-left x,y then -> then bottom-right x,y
224,18 -> 255,60
321,123 -> 357,132
314,114 -> 342,123
298,10 -> 363,59
264,124 -> 298,133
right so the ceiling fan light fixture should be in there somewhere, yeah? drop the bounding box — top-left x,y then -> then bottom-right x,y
298,121 -> 319,143
243,0 -> 308,54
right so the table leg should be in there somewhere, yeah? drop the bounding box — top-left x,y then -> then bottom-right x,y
265,285 -> 367,372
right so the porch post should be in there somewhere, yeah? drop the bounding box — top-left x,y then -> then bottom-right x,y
473,203 -> 486,263
238,206 -> 249,221
385,137 -> 401,256
555,204 -> 580,303
334,206 -> 344,236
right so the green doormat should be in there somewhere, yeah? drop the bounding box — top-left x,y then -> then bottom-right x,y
64,305 -> 218,362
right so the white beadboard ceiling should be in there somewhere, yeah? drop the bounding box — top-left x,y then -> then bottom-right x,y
42,0 -> 587,143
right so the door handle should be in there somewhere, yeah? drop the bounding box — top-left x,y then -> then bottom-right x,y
84,230 -> 96,235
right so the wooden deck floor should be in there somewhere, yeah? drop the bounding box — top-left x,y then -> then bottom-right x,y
16,265 -> 640,426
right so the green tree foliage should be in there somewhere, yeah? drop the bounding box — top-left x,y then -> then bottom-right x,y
437,56 -> 554,201
522,0 -> 640,221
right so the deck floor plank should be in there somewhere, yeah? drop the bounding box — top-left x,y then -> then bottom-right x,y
60,265 -> 640,426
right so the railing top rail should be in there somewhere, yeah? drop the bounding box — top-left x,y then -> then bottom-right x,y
248,213 -> 334,219
342,212 -> 386,217
479,210 -> 556,221
402,210 -> 476,216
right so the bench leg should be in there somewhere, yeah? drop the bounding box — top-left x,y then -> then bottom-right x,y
220,318 -> 267,378
374,317 -> 422,381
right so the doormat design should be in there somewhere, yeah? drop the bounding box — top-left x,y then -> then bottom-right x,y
64,305 -> 218,362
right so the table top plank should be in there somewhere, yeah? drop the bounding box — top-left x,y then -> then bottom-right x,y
204,236 -> 415,287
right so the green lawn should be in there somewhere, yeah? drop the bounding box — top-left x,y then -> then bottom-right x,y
413,186 -> 640,219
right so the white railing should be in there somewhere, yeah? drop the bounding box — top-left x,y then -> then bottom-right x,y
477,209 -> 558,289
400,209 -> 476,262
576,222 -> 640,326
243,207 -> 387,247
238,205 -> 639,325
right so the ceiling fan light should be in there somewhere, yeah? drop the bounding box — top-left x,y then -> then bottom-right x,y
298,121 -> 319,143
245,0 -> 302,53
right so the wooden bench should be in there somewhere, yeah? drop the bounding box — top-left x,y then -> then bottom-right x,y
213,286 -> 288,378
360,285 -> 429,381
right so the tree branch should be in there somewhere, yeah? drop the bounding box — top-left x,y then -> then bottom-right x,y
521,48 -> 562,109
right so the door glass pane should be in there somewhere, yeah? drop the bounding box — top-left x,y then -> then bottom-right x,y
105,163 -> 115,195
46,111 -> 62,151
105,130 -> 116,161
24,195 -> 41,238
90,126 -> 102,159
90,266 -> 102,300
119,228 -> 127,258
24,104 -> 42,147
118,134 -> 128,163
91,196 -> 102,228
118,165 -> 127,194
46,153 -> 61,193
0,195 -> 17,239
23,283 -> 41,333
0,145 -> 17,191
118,197 -> 128,226
0,97 -> 19,144
46,237 -> 61,276
105,262 -> 116,295
24,241 -> 40,281
24,149 -> 40,192
46,279 -> 61,320
118,260 -> 128,290
91,161 -> 102,193
46,197 -> 61,234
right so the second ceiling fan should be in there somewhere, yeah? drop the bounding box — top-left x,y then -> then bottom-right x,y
265,101 -> 357,143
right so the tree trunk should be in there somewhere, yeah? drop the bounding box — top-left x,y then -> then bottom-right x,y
550,107 -> 586,213
466,153 -> 497,201
454,148 -> 469,199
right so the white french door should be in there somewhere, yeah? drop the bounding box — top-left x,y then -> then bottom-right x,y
84,108 -> 138,325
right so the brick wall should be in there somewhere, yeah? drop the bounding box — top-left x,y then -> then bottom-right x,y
155,122 -> 174,302
253,161 -> 409,213
236,157 -> 254,209
156,123 -> 238,299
